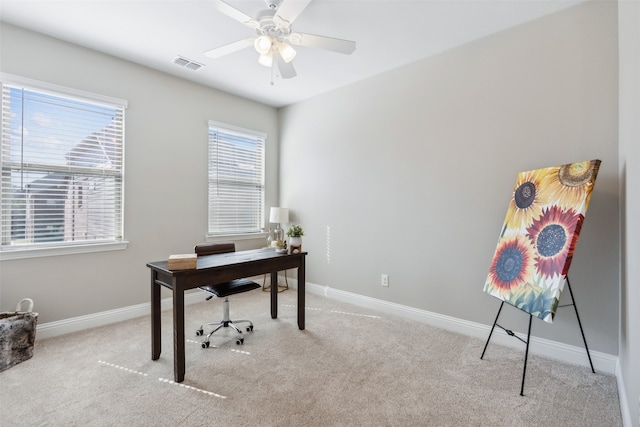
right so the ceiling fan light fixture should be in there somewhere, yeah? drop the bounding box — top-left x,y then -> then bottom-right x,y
206,0 -> 356,82
254,35 -> 273,55
278,41 -> 296,63
258,52 -> 274,67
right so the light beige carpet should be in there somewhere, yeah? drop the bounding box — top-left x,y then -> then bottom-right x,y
0,289 -> 621,426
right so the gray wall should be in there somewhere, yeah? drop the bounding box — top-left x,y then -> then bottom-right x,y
618,1 -> 640,425
0,23 -> 278,322
2,2 -> 637,422
0,0 -> 625,364
279,1 -> 619,355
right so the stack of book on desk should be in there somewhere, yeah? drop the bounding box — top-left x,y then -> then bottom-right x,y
167,254 -> 197,270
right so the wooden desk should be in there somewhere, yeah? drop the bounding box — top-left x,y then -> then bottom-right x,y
147,248 -> 306,383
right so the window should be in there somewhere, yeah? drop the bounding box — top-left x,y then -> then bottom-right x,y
1,75 -> 126,256
208,121 -> 265,236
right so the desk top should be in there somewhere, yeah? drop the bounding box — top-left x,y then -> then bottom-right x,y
147,248 -> 307,275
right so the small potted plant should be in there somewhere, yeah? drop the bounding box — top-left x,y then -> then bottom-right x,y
274,239 -> 287,253
286,225 -> 304,253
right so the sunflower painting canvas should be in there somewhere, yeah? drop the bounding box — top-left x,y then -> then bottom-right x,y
483,160 -> 601,323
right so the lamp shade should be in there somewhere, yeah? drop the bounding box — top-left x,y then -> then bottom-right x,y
269,207 -> 289,224
258,52 -> 273,67
254,35 -> 272,55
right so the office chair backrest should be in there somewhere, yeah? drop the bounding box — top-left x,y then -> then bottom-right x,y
194,242 -> 235,257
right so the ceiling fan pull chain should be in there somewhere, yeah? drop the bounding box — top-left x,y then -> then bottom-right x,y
270,62 -> 275,86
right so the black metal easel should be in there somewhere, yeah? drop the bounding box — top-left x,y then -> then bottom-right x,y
480,275 -> 595,396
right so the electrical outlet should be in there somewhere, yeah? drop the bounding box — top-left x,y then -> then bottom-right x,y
381,274 -> 389,287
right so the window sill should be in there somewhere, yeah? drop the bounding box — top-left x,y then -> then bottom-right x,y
0,241 -> 129,261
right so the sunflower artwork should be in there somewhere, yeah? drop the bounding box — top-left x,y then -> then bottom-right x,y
483,160 -> 601,323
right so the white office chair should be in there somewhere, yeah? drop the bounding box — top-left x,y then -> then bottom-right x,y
194,243 -> 260,347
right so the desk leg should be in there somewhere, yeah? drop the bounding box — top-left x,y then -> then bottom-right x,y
151,271 -> 161,360
270,272 -> 278,319
173,281 -> 185,383
298,257 -> 305,330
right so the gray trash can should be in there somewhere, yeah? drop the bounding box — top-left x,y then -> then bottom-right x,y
0,298 -> 38,372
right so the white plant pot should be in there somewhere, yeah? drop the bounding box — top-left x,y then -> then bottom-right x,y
289,236 -> 302,247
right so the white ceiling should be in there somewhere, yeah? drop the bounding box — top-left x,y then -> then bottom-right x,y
0,0 -> 584,108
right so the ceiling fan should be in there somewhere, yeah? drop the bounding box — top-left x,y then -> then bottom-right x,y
204,0 -> 356,80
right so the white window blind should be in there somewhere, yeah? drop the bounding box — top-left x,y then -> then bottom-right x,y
208,121 -> 265,235
1,78 -> 126,251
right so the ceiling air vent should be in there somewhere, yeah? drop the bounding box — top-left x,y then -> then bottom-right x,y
172,56 -> 204,71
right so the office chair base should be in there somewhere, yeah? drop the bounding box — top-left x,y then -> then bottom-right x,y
197,319 -> 254,347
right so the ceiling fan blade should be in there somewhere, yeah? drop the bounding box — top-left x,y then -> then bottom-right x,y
212,0 -> 260,29
288,32 -> 356,55
274,0 -> 312,27
203,38 -> 255,59
276,53 -> 297,79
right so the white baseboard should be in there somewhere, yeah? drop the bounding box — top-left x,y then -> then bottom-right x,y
36,290 -> 208,340
306,281 -> 626,422
36,275 -> 269,340
301,282 -> 618,376
615,360 -> 634,427
35,277 -> 625,422
36,278 -> 617,376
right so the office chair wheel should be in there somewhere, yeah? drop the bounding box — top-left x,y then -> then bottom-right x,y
202,341 -> 210,348
196,329 -> 204,336
236,338 -> 244,345
246,325 -> 253,332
